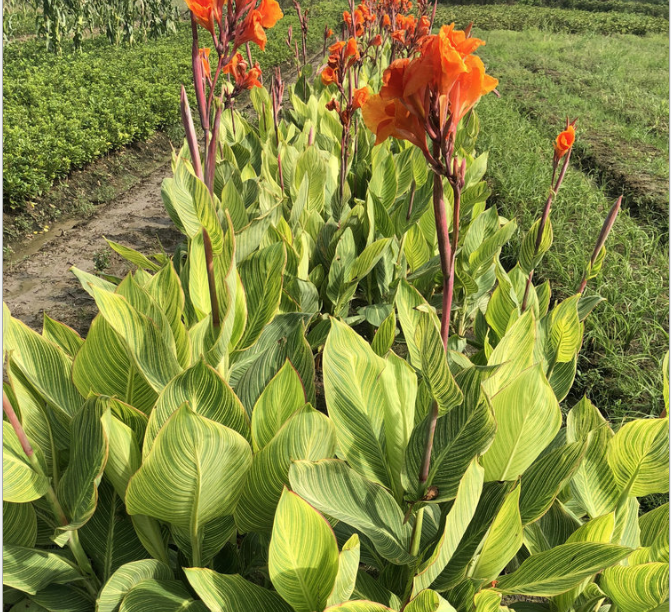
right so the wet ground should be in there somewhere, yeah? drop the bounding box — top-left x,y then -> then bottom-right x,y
3,163 -> 182,335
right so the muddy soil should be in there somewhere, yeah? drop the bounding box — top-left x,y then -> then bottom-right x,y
3,163 -> 182,335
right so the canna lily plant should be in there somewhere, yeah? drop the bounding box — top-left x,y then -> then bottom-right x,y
3,2 -> 669,612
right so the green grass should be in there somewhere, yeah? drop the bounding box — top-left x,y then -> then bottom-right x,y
475,29 -> 669,227
434,3 -> 669,35
470,31 -> 668,420
3,2 -> 345,210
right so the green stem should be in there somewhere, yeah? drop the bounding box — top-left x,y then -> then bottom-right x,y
409,507 -> 425,557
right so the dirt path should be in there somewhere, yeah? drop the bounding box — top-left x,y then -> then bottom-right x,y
3,162 -> 181,335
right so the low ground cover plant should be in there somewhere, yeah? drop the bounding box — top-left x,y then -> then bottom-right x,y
2,2 -> 345,211
3,0 -> 669,611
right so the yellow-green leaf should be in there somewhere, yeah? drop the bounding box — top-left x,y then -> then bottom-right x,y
269,488 -> 339,612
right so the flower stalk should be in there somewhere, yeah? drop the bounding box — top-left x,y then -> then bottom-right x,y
521,120 -> 576,312
578,195 -> 622,294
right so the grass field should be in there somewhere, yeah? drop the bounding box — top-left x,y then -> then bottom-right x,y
4,1 -> 669,422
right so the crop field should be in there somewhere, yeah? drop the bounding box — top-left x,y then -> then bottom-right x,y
2,0 -> 669,608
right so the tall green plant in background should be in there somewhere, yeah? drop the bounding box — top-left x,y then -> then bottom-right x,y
2,0 -> 669,610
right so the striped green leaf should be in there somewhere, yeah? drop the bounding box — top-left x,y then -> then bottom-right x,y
481,310 -> 535,398
90,286 -> 182,392
4,502 -> 37,547
28,584 -> 92,611
347,238 -> 392,284
323,318 -> 392,491
406,590 -> 457,612
326,229 -> 357,316
371,310 -> 396,357
126,404 -> 252,563
232,314 -> 315,413
471,483 -> 523,583
640,503 -> 669,547
102,412 -> 141,501
396,280 -> 441,369
481,364 -> 561,482
404,391 -> 495,504
601,563 -> 669,612
42,315 -> 83,359
184,569 -> 293,612
415,314 -> 463,415
6,359 -> 64,482
146,263 -> 191,368
552,513 -> 616,612
3,421 -> 49,503
3,545 -> 80,595
70,266 -> 117,297
566,397 -> 619,517
468,219 -> 517,278
236,404 -> 336,533
327,535 -> 360,607
412,460 -> 484,596
405,225 -> 431,272
289,459 -> 415,565
473,590 -> 505,612
381,351 -> 418,500
96,559 -> 173,612
519,441 -> 586,525
72,315 -> 157,415
237,243 -> 286,351
519,219 -> 553,275
79,481 -> 147,583
432,482 -> 515,591
493,542 -> 631,597
547,296 -> 582,364
607,417 -> 669,497
143,359 -> 250,458
269,488 -> 339,612
57,396 -> 109,530
171,516 -> 236,567
168,160 -> 224,253
251,359 -> 307,452
4,307 -> 83,423
119,579 -> 206,612
105,239 -> 161,272
352,571 -> 402,609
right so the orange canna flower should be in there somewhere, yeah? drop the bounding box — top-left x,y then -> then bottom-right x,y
199,47 -> 211,79
185,0 -> 216,34
352,86 -> 370,110
343,11 -> 352,26
257,0 -> 283,29
448,55 -> 498,128
379,58 -> 410,100
362,22 -> 496,153
371,34 -> 382,47
362,95 -> 428,154
234,0 -> 283,51
242,65 -> 263,89
327,28 -> 334,37
236,11 -> 267,49
321,66 -> 338,86
222,52 -> 243,75
382,14 -> 391,28
329,40 -> 346,55
554,124 -> 575,159
391,30 -> 406,44
344,38 -> 359,63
